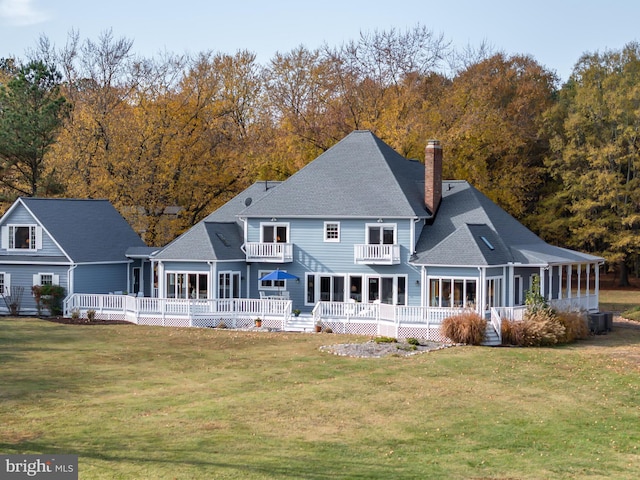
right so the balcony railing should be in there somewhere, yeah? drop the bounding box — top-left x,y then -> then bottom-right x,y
245,242 -> 293,263
354,244 -> 400,265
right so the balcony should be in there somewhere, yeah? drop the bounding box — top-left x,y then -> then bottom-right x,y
354,244 -> 400,265
245,242 -> 293,263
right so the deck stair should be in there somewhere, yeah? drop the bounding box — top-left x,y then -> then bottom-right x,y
481,323 -> 501,346
284,314 -> 316,333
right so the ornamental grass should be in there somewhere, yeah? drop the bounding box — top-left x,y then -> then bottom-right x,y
440,311 -> 486,345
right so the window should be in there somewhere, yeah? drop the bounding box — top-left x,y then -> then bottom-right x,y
165,272 -> 208,299
429,277 -> 477,308
324,222 -> 340,242
306,274 -> 345,304
259,270 -> 285,290
218,272 -> 240,299
6,225 -> 40,250
306,274 -> 405,305
0,272 -> 9,296
32,273 -> 58,287
367,224 -> 395,245
262,224 -> 288,243
486,277 -> 502,310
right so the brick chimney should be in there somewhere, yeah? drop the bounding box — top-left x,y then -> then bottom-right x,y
425,139 -> 442,216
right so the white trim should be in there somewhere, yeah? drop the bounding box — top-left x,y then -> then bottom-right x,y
0,272 -> 10,295
19,201 -> 74,262
259,222 -> 290,243
365,222 -> 397,245
323,221 -> 341,242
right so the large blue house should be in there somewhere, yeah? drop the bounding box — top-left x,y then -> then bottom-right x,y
9,131 -> 603,341
124,130 -> 602,339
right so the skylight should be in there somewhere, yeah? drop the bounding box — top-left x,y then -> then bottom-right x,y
480,236 -> 495,250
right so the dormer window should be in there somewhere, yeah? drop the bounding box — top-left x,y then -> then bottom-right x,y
4,225 -> 41,251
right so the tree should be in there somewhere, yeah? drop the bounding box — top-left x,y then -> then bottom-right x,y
0,60 -> 69,198
543,43 -> 640,285
434,53 -> 558,220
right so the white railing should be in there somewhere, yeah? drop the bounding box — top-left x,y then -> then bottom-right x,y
64,295 -> 292,325
245,242 -> 293,262
492,306 -> 526,322
354,244 -> 400,264
489,308 -> 503,344
551,295 -> 598,312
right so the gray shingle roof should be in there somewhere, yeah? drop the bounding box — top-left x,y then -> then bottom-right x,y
153,182 -> 279,261
154,222 -> 243,261
19,198 -> 146,263
239,130 -> 429,218
412,181 -> 603,266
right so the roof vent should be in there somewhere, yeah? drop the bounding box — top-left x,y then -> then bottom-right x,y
480,236 -> 495,250
244,197 -> 252,207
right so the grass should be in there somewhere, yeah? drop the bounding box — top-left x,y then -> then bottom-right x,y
1,316 -> 640,479
599,289 -> 640,314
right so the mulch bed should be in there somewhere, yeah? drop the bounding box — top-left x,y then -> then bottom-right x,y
43,316 -> 133,325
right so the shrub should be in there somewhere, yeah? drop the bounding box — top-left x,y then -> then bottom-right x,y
86,309 -> 96,321
31,284 -> 66,316
441,312 -> 486,345
217,321 -> 227,329
374,336 -> 397,344
71,308 -> 80,320
324,327 -> 333,334
555,310 -> 589,343
406,337 -> 420,346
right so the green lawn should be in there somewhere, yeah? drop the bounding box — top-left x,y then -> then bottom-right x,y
1,316 -> 639,479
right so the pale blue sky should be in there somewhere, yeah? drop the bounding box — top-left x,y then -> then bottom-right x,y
1,0 -> 638,82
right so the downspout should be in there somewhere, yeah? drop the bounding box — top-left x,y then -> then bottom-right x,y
67,264 -> 77,296
410,217 -> 420,255
65,264 -> 78,316
126,259 -> 132,293
239,217 -> 247,254
478,266 -> 485,316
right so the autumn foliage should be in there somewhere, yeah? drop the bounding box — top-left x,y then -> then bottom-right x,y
2,28 -> 640,276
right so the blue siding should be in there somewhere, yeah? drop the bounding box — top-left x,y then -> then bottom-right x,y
0,265 -> 68,314
74,264 -> 129,294
247,217 -> 423,307
1,204 -> 66,257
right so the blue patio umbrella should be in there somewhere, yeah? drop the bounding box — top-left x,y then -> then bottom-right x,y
259,269 -> 299,295
259,269 -> 299,282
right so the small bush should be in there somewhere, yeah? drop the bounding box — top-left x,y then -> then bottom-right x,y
406,337 -> 420,346
217,321 -> 227,329
324,327 -> 333,334
86,309 -> 96,321
374,336 -> 397,344
71,308 -> 80,320
441,312 -> 486,345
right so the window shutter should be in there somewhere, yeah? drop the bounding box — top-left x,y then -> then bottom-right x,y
1,226 -> 7,249
33,274 -> 39,286
35,226 -> 43,250
53,274 -> 60,285
4,273 -> 10,295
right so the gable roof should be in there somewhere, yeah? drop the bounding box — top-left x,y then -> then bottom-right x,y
412,181 -> 603,266
153,182 -> 278,261
153,222 -> 244,261
239,130 -> 429,218
15,198 -> 145,263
